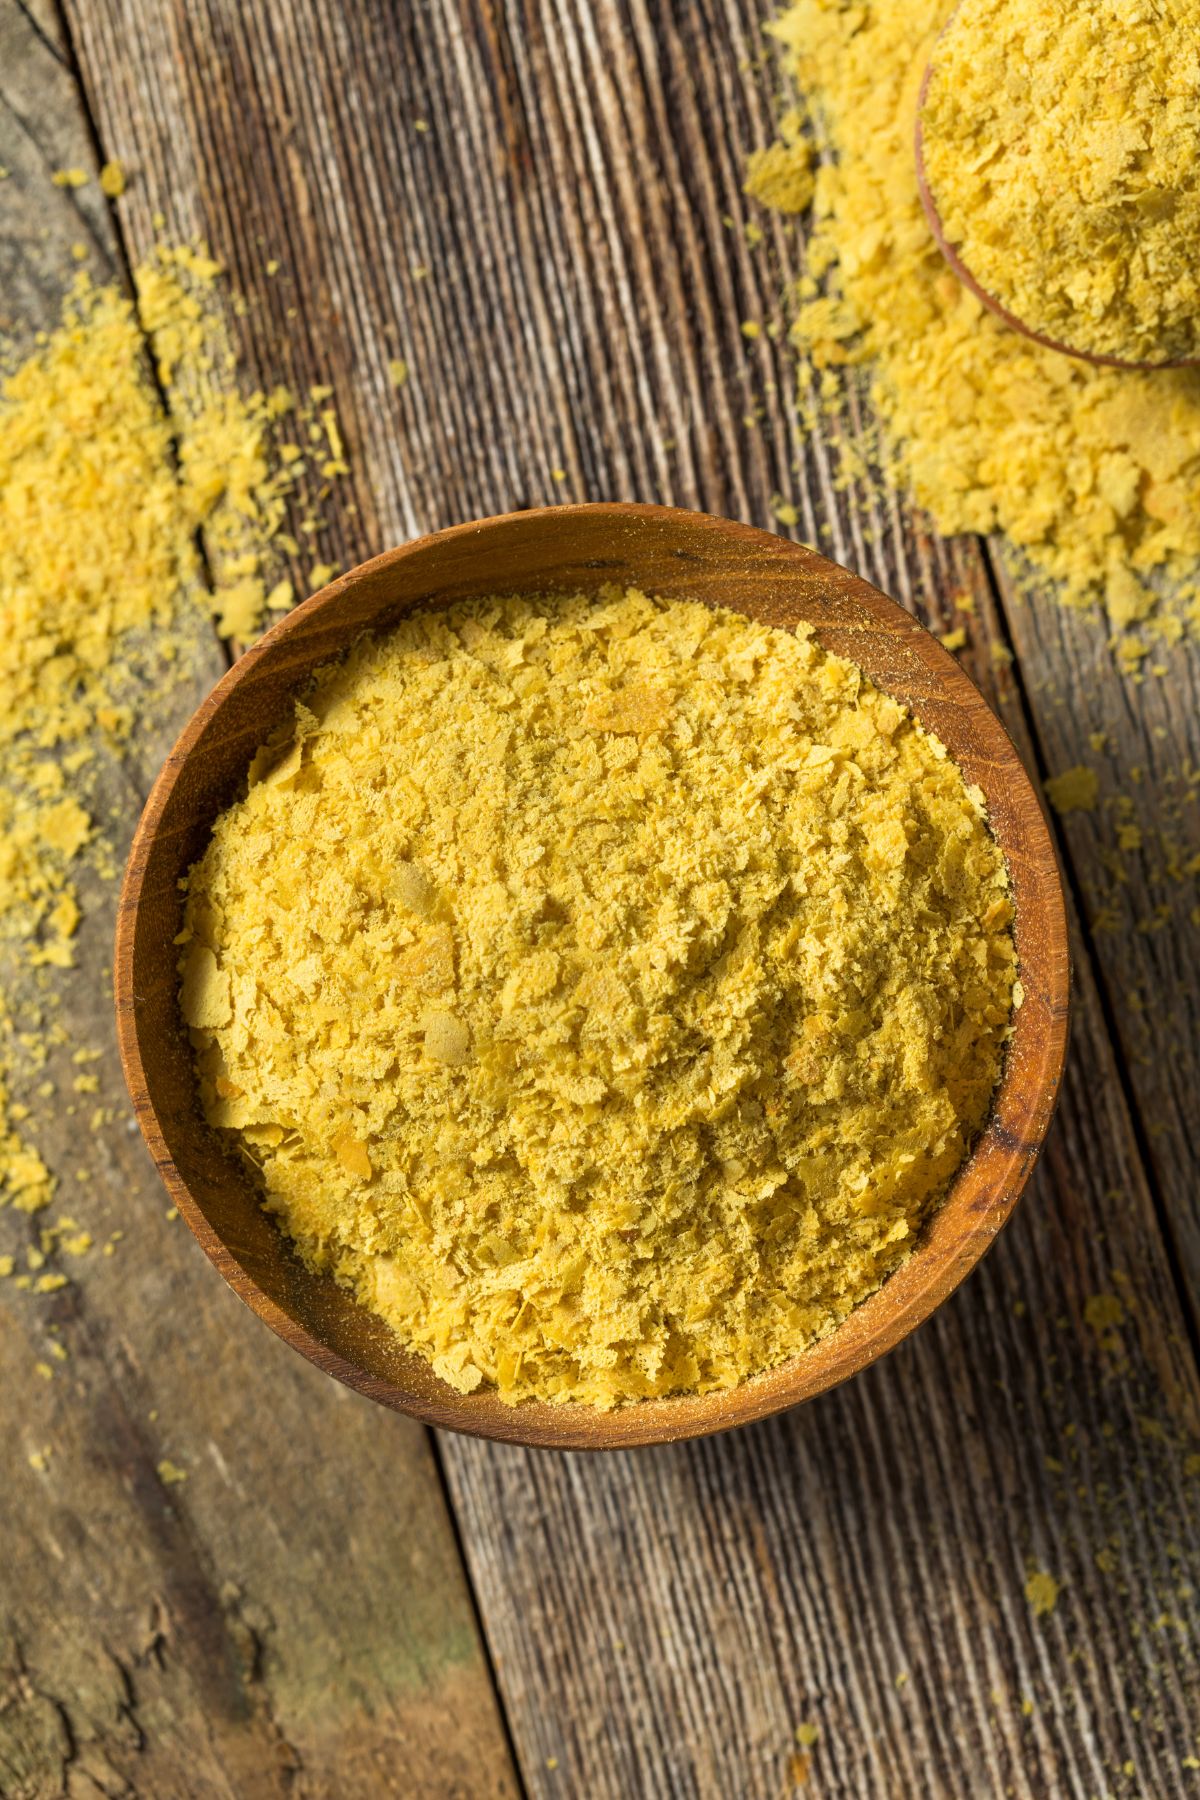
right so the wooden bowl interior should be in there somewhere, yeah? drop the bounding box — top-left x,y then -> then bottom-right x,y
116,505 -> 1069,1449
913,55 -> 1198,373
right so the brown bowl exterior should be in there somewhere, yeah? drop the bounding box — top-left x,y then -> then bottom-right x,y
114,504 -> 1069,1450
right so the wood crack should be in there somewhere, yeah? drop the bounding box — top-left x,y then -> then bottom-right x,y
0,1636 -> 79,1798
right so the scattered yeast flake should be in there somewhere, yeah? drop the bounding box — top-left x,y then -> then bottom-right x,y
1044,766 -> 1100,815
98,160 -> 126,198
1025,1566 -> 1061,1617
1084,1292 -> 1125,1333
744,115 -> 815,214
0,235 -> 351,1224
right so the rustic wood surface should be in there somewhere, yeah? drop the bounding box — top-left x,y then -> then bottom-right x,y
1,0 -> 1196,1793
0,7 -> 516,1797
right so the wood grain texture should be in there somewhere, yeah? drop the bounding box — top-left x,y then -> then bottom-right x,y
0,0 -> 119,334
991,574 -> 1200,1307
0,7 -> 517,1795
55,0 -> 1200,1792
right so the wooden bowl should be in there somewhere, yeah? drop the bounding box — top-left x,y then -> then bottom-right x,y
914,44 -> 1198,372
115,504 -> 1069,1450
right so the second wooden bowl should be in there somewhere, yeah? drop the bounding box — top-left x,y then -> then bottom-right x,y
115,504 -> 1069,1450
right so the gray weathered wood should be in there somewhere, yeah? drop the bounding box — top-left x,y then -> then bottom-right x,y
0,6 -> 518,1793
55,0 -> 1200,1792
992,575 -> 1200,1294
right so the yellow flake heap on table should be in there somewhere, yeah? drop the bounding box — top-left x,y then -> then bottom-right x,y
0,1074 -> 53,1214
0,260 -> 308,959
763,0 -> 1200,647
922,0 -> 1200,366
182,589 -> 1016,1409
0,238 -> 343,1211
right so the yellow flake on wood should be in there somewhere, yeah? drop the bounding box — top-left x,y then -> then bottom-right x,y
744,133 -> 815,214
1044,766 -> 1100,814
1025,1567 -> 1061,1616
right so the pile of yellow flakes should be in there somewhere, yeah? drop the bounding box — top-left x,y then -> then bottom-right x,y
181,588 -> 1016,1407
758,0 -> 1200,660
921,0 -> 1200,365
0,244 -> 342,1219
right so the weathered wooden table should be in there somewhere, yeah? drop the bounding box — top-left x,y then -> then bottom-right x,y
3,2 -> 1198,1795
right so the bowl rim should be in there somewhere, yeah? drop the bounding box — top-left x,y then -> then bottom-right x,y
115,502 -> 1070,1450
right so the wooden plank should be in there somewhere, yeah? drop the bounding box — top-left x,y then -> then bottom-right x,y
57,0 -> 1200,1792
990,576 -> 1200,1297
0,7 -> 518,1794
0,0 -> 120,332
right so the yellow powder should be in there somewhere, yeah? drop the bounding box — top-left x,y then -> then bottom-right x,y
1025,1566 -> 1061,1617
98,160 -> 126,199
0,262 -> 312,967
1044,766 -> 1100,815
921,0 -> 1200,365
133,245 -> 346,638
744,114 -> 815,214
1085,1292 -> 1126,1333
0,1075 -> 53,1214
182,588 -> 1015,1408
0,237 -> 345,1218
762,0 -> 1200,647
